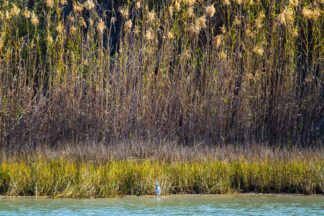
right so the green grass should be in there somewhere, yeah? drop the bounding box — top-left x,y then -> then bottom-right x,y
0,158 -> 323,198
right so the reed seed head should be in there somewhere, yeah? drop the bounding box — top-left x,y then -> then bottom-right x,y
166,31 -> 175,40
119,7 -> 129,19
73,2 -> 83,14
253,45 -> 264,56
23,8 -> 31,18
205,5 -> 216,17
181,49 -> 191,60
223,0 -> 231,6
111,17 -> 117,24
46,34 -> 53,45
221,25 -> 226,34
233,16 -> 241,26
45,0 -> 54,9
235,0 -> 243,5
147,11 -> 156,23
218,51 -> 227,60
302,7 -> 320,20
70,26 -> 77,34
169,6 -> 174,16
79,17 -> 87,27
289,0 -> 299,7
182,0 -> 196,6
213,35 -> 223,48
186,7 -> 195,18
195,15 -> 207,30
97,19 -> 106,34
60,0 -> 67,6
144,28 -> 154,41
84,0 -> 95,10
56,23 -> 64,34
133,26 -> 140,35
10,4 -> 20,17
135,1 -> 141,10
30,12 -> 39,26
124,19 -> 133,32
174,1 -> 181,12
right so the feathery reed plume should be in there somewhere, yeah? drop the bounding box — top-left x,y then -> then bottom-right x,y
97,19 -> 106,34
73,2 -> 83,14
84,0 -> 95,11
233,16 -> 242,26
182,0 -> 196,6
213,35 -> 223,48
234,0 -> 243,5
289,0 -> 299,7
166,31 -> 175,40
46,33 -> 53,45
30,12 -> 39,26
124,19 -> 133,32
56,23 -> 64,34
220,25 -> 226,34
218,50 -> 227,60
147,10 -> 156,23
245,28 -> 255,38
195,15 -> 207,30
60,0 -> 67,6
70,26 -> 77,35
277,8 -> 295,26
205,5 -> 216,18
302,7 -> 320,20
169,6 -> 174,16
45,0 -> 54,9
223,0 -> 231,6
181,49 -> 191,60
135,1 -> 141,10
111,17 -> 117,24
79,17 -> 87,28
253,45 -> 264,57
144,28 -> 155,41
119,6 -> 129,19
10,4 -> 20,17
186,7 -> 195,18
174,1 -> 181,12
133,25 -> 140,35
22,8 -> 31,18
255,11 -> 265,29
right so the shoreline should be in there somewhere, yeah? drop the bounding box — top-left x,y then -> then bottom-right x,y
1,193 -> 323,200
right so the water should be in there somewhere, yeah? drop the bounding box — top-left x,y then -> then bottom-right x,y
0,194 -> 323,216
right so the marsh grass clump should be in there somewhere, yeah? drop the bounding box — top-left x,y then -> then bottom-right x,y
0,157 -> 322,197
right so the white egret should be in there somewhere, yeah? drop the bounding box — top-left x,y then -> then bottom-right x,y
155,180 -> 161,196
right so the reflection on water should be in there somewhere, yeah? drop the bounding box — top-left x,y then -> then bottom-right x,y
0,194 -> 323,216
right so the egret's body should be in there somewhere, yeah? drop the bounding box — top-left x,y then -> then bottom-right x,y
155,181 -> 161,196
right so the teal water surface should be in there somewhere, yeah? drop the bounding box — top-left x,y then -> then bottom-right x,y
0,194 -> 323,216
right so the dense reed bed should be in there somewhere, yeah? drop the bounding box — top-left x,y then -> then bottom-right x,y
0,0 -> 322,150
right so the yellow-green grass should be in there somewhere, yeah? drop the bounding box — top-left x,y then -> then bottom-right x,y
0,159 -> 323,198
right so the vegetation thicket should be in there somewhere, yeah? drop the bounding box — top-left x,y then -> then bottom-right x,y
0,0 -> 322,150
0,0 -> 323,197
0,158 -> 323,197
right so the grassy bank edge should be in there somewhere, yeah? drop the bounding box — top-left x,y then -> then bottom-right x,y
1,159 -> 323,198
